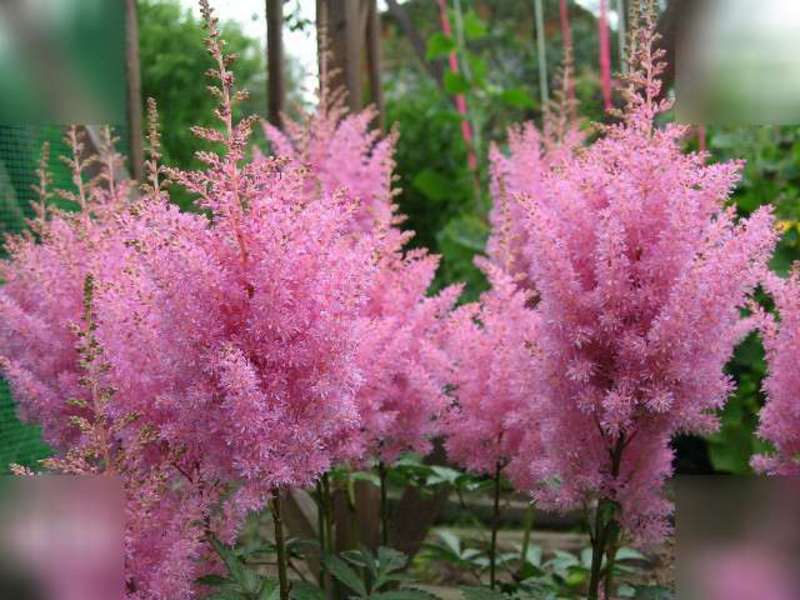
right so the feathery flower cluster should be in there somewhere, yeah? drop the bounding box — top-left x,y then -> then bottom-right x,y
487,68 -> 584,286
0,128 -> 215,599
443,259 -> 541,477
0,4 -> 459,596
753,267 -> 800,475
493,17 -> 777,543
262,92 -> 459,463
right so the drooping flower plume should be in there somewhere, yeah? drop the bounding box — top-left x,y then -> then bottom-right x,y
502,13 -> 777,544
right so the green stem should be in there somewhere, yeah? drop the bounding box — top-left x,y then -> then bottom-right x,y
271,488 -> 290,600
490,460 -> 502,590
378,461 -> 389,547
587,435 -> 626,600
322,473 -> 334,554
603,524 -> 620,599
518,502 -> 534,578
316,480 -> 327,590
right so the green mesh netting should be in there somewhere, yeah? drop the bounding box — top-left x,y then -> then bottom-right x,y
0,124 -> 130,472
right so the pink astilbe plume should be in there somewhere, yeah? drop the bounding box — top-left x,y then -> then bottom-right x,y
353,246 -> 460,463
0,3 -> 397,597
96,2 -> 374,498
507,11 -> 777,544
260,83 -> 461,463
444,259 -> 541,478
262,91 -> 398,235
0,126 -> 134,450
488,55 -> 585,287
753,267 -> 800,475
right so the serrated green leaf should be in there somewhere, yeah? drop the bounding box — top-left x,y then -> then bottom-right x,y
435,530 -> 462,557
463,10 -> 487,39
196,574 -> 232,586
499,87 -> 535,109
324,554 -> 368,597
412,169 -> 451,203
426,466 -> 462,486
426,32 -> 455,60
290,581 -> 326,600
460,586 -> 507,600
377,546 -> 408,574
634,585 -> 674,600
258,578 -> 280,600
209,536 -> 248,589
371,588 -> 442,600
444,71 -> 470,95
614,547 -> 647,562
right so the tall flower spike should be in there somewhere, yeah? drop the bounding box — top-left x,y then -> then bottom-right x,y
501,4 -> 777,555
261,71 -> 461,464
753,267 -> 800,475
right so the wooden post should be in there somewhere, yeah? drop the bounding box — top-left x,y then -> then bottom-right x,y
266,0 -> 284,128
125,0 -> 144,182
318,0 -> 367,111
365,0 -> 384,128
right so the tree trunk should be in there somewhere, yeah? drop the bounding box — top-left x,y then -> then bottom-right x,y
266,0 -> 284,128
125,0 -> 144,182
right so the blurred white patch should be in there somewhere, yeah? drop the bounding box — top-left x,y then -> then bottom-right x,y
676,0 -> 800,125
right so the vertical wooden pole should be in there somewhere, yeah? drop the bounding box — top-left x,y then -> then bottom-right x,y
598,0 -> 613,111
533,0 -> 549,109
125,0 -> 144,182
321,0 -> 365,112
266,0 -> 285,128
365,0 -> 384,129
616,0 -> 627,73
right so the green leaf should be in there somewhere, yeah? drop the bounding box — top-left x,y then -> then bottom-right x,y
499,87 -> 535,109
463,10 -> 487,40
290,581 -> 326,600
614,547 -> 647,562
196,574 -> 232,586
426,32 -> 455,60
460,586 -> 507,600
633,585 -> 674,600
209,536 -> 249,589
258,578 -> 280,600
522,544 -> 543,568
323,555 -> 368,597
371,589 -> 442,600
426,466 -> 462,486
412,169 -> 452,203
377,546 -> 408,573
443,71 -> 471,95
435,530 -> 462,557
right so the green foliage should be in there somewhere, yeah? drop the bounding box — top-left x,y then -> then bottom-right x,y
0,377 -> 51,473
203,534 -> 282,600
321,546 -> 439,599
137,0 -> 266,209
422,526 -> 652,600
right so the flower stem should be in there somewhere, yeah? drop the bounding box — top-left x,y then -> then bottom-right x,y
490,460 -> 502,590
378,461 -> 389,547
316,480 -> 327,590
587,435 -> 625,600
271,488 -> 290,600
518,502 -> 534,578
